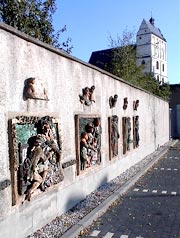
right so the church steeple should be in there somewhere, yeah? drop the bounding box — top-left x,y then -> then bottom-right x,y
136,18 -> 168,84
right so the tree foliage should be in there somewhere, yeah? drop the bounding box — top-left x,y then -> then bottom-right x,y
106,29 -> 170,101
0,0 -> 73,53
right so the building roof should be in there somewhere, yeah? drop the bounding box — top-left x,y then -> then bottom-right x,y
137,18 -> 166,41
89,48 -> 115,70
89,45 -> 136,71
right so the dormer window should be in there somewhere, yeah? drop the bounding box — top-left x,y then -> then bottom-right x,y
141,60 -> 145,65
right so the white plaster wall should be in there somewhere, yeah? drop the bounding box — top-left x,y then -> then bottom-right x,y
0,23 -> 169,238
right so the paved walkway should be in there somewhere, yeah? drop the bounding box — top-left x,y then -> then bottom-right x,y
59,140 -> 177,238
78,141 -> 180,238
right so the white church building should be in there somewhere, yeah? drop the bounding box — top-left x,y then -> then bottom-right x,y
136,17 -> 168,84
89,17 -> 168,84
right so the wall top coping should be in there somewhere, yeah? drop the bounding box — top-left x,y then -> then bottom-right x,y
0,22 -> 167,101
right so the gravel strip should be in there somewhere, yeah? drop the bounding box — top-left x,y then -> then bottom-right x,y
27,147 -> 168,238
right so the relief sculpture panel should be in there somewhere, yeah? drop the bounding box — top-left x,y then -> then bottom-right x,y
108,115 -> 120,159
122,117 -> 132,154
133,115 -> 140,148
75,115 -> 101,175
9,116 -> 63,205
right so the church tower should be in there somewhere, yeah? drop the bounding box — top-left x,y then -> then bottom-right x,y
136,18 -> 168,84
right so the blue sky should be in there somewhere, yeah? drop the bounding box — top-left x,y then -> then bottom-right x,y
53,0 -> 180,84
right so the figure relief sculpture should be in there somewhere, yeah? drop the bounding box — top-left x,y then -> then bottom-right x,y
10,116 -> 63,204
133,100 -> 139,111
110,115 -> 120,158
23,116 -> 63,201
126,117 -> 132,151
23,77 -> 49,100
79,85 -> 95,106
109,94 -> 118,109
78,117 -> 101,171
80,132 -> 89,170
134,116 -> 140,147
123,97 -> 128,110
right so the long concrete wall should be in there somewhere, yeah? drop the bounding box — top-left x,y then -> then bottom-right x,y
0,23 -> 169,238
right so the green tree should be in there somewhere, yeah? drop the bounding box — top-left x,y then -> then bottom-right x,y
106,29 -> 170,100
107,29 -> 144,85
138,73 -> 170,100
0,0 -> 73,53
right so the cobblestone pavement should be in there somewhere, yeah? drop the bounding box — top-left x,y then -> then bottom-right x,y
79,142 -> 180,238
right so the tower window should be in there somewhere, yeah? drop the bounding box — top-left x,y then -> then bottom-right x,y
156,61 -> 159,69
162,64 -> 164,71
